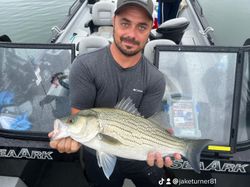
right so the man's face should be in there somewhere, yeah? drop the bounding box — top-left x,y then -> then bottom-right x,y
113,5 -> 153,56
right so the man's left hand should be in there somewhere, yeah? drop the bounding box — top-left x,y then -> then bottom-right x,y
147,152 -> 181,168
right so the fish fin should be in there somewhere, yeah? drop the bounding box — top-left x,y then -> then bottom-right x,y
77,109 -> 98,117
96,151 -> 117,180
115,97 -> 141,116
148,111 -> 171,130
185,139 -> 212,173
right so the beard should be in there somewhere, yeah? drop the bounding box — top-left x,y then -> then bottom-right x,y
113,34 -> 144,57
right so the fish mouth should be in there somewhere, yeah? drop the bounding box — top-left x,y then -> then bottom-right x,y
51,119 -> 64,140
54,119 -> 61,129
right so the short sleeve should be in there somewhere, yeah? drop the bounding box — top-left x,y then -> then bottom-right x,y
69,58 -> 96,110
139,76 -> 166,118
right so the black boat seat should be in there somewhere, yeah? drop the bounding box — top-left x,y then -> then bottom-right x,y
150,17 -> 190,44
86,1 -> 115,40
77,36 -> 109,55
144,39 -> 176,64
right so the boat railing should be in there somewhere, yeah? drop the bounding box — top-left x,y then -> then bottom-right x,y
50,0 -> 86,43
68,0 -> 83,16
51,26 -> 64,36
199,26 -> 214,36
190,0 -> 216,45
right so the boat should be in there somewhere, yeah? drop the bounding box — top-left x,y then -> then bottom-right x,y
1,0 -> 250,186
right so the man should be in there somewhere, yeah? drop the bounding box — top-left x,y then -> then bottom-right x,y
49,0 -> 181,186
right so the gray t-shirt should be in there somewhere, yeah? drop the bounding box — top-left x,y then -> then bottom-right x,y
69,46 -> 165,118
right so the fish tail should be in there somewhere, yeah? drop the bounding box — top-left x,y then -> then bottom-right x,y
185,139 -> 211,173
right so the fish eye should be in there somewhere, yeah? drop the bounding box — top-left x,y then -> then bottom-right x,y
67,116 -> 76,123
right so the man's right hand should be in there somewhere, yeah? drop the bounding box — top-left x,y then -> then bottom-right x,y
48,132 -> 81,153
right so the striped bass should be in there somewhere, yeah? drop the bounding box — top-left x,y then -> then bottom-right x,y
51,98 -> 211,179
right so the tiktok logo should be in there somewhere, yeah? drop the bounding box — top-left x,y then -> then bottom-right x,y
158,178 -> 165,185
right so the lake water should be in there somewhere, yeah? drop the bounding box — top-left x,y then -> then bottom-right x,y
199,0 -> 250,46
0,0 -> 250,45
0,0 -> 74,43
